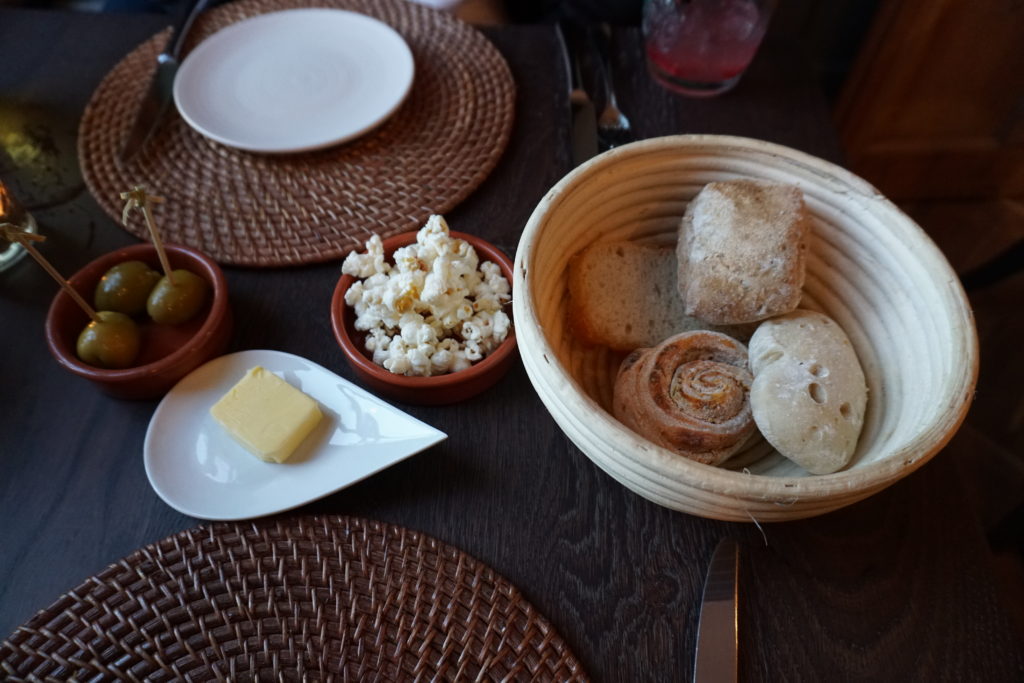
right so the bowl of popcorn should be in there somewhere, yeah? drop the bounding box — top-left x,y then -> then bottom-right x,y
331,216 -> 517,405
513,135 -> 978,521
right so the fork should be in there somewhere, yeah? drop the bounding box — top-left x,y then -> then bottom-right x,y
590,23 -> 633,150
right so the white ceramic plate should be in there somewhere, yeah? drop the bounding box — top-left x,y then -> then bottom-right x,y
144,350 -> 446,520
172,9 -> 415,153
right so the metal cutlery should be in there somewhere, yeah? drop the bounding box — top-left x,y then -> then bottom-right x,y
589,23 -> 633,151
693,538 -> 740,683
556,21 -> 598,167
119,0 -> 211,164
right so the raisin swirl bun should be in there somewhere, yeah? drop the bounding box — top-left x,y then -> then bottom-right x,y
613,331 -> 755,466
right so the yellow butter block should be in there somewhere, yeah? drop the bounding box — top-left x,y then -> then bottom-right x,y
210,366 -> 323,463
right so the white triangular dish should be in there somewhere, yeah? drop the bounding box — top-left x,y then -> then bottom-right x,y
144,349 -> 446,520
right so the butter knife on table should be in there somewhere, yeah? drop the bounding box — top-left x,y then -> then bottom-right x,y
693,538 -> 740,683
119,0 -> 211,164
555,21 -> 597,167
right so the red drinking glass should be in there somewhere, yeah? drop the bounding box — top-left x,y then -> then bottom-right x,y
642,0 -> 776,97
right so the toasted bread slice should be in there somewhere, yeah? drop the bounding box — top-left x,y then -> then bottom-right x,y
568,241 -> 751,351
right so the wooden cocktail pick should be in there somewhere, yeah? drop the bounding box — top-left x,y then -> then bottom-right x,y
1,222 -> 100,322
120,185 -> 174,285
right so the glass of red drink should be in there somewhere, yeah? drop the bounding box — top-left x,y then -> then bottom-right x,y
642,0 -> 775,97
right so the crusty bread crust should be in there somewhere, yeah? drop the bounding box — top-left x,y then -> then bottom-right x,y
677,179 -> 809,324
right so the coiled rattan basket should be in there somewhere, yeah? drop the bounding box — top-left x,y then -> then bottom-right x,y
513,135 -> 978,522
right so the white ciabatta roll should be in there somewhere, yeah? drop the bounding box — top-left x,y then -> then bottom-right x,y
749,310 -> 868,474
613,331 -> 755,466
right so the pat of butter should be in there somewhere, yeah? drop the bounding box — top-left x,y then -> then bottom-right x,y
210,366 -> 322,463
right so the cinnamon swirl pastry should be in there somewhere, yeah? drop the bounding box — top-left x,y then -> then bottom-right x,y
613,331 -> 755,466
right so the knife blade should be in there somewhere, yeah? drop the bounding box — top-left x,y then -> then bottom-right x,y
119,0 -> 211,164
555,21 -> 597,167
693,538 -> 739,683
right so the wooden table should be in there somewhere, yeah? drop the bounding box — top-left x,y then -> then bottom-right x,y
1,7 -> 1022,680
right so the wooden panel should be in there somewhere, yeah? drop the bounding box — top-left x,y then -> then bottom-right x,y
836,0 -> 1024,200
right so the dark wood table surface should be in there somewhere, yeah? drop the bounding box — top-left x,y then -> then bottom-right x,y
2,6 -> 1023,681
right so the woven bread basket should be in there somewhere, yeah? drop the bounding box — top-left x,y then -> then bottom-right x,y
512,135 -> 978,522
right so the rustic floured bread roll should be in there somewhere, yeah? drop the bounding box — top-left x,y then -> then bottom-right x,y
567,241 -> 755,351
613,330 -> 755,466
677,179 -> 809,324
748,309 -> 868,474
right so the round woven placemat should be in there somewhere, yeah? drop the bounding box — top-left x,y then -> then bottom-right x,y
1,516 -> 586,681
79,0 -> 515,267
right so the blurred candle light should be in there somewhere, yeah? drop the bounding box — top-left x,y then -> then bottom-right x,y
0,179 -> 37,272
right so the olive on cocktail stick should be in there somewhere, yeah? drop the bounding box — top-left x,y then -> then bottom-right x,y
74,311 -> 141,369
120,186 -> 208,325
2,222 -> 140,369
94,259 -> 161,315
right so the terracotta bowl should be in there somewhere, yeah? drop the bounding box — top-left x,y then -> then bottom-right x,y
46,243 -> 232,400
331,231 -> 517,405
513,134 -> 979,522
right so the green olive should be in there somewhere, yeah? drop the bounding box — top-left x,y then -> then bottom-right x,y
76,311 -> 141,369
146,269 -> 210,325
94,260 -> 162,315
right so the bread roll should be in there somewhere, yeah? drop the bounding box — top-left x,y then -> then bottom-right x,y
677,179 -> 809,324
568,241 -> 754,351
748,309 -> 868,474
613,330 -> 755,466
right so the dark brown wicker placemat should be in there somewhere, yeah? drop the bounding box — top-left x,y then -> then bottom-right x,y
79,0 -> 515,267
1,516 -> 586,681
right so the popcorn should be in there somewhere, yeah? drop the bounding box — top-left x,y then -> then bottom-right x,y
340,234 -> 388,279
341,215 -> 512,377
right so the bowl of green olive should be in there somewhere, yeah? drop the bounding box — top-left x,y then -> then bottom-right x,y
45,243 -> 232,399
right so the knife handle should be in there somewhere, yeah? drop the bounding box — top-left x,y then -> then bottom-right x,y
163,0 -> 213,60
556,21 -> 591,105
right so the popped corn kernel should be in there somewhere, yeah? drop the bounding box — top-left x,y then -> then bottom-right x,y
341,234 -> 388,278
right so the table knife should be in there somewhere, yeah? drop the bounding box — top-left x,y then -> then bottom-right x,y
693,538 -> 739,683
119,0 -> 211,163
555,21 -> 597,167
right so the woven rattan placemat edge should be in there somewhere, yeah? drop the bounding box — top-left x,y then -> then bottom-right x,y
0,515 -> 587,681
